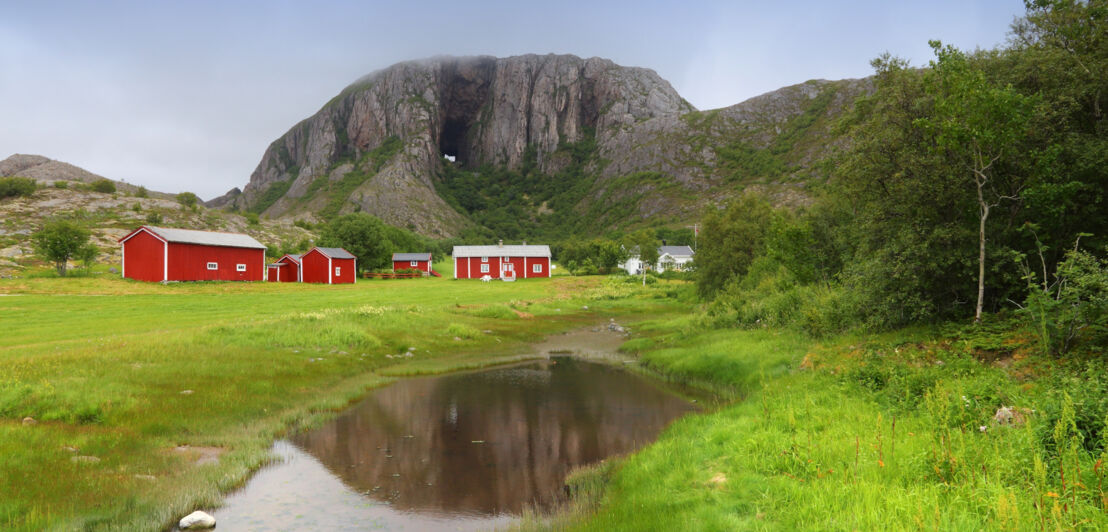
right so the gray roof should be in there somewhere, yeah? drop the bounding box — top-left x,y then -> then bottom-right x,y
393,252 -> 432,261
453,244 -> 551,258
312,247 -> 356,259
141,226 -> 266,249
275,254 -> 301,264
659,246 -> 694,258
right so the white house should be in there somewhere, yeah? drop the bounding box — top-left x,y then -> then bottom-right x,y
619,245 -> 695,274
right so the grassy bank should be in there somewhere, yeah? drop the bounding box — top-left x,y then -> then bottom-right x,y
0,273 -> 692,531
552,312 -> 1108,531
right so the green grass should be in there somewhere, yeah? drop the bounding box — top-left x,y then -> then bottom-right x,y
0,274 -> 688,531
547,318 -> 1108,531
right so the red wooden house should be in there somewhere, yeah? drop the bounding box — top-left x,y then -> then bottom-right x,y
392,252 -> 432,274
300,247 -> 356,284
119,226 -> 266,282
267,254 -> 301,282
453,242 -> 551,280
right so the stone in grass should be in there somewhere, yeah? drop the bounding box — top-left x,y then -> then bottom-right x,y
22,417 -> 36,426
71,455 -> 100,464
178,510 -> 216,529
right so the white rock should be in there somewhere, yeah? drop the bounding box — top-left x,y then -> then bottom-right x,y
179,510 -> 216,529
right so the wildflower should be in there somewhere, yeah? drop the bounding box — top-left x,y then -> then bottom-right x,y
1045,491 -> 1059,498
979,426 -> 987,432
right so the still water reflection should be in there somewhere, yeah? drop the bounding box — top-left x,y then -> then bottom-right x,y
214,355 -> 695,530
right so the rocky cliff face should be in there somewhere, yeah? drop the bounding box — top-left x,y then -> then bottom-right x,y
222,54 -> 871,237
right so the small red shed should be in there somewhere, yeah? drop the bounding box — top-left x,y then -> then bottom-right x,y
267,254 -> 301,282
301,247 -> 356,284
119,226 -> 267,282
392,252 -> 432,274
453,242 -> 551,280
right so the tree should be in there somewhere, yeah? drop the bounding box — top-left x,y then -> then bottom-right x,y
177,192 -> 199,210
318,213 -> 394,271
32,220 -> 92,276
694,194 -> 773,298
917,41 -> 1040,322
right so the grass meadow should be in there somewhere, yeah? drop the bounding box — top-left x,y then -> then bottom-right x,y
6,267 -> 1107,531
0,268 -> 692,531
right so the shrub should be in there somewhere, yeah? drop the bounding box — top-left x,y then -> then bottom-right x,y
53,180 -> 68,189
245,212 -> 260,225
145,212 -> 163,224
1016,247 -> 1108,355
134,186 -> 148,198
176,192 -> 199,210
90,179 -> 116,193
0,176 -> 36,199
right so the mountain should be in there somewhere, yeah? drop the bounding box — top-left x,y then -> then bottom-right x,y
215,54 -> 871,238
0,155 -> 313,276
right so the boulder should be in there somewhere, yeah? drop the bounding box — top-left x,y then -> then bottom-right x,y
178,510 -> 216,529
21,417 -> 36,426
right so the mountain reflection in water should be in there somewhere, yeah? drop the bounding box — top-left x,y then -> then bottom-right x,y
292,357 -> 696,516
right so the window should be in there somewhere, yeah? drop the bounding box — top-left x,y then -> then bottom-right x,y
207,262 -> 218,270
236,264 -> 246,272
533,263 -> 542,273
480,264 -> 489,273
503,263 -> 513,272
335,267 -> 341,276
410,261 -> 418,267
481,256 -> 488,262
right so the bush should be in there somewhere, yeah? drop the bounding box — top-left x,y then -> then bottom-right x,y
245,212 -> 260,225
1017,247 -> 1108,355
0,177 -> 36,199
31,219 -> 93,276
145,212 -> 163,225
90,179 -> 116,193
176,192 -> 199,210
134,186 -> 148,198
53,180 -> 68,189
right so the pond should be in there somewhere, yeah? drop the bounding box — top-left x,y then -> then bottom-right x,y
212,330 -> 697,530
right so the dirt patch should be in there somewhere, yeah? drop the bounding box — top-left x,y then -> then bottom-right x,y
531,327 -> 629,360
169,445 -> 226,466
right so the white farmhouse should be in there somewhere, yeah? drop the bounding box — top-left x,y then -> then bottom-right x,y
619,245 -> 695,274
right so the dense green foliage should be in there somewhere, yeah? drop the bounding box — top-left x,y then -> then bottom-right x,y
696,1 -> 1108,347
318,212 -> 438,271
90,179 -> 116,194
176,191 -> 199,210
433,129 -> 602,241
0,177 -> 36,199
31,219 -> 95,276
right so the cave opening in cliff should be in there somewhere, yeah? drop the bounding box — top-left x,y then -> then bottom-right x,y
439,118 -> 467,164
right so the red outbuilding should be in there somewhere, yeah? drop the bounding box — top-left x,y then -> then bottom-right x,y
453,242 -> 551,280
300,247 -> 356,284
267,254 -> 301,283
392,252 -> 432,274
118,226 -> 267,282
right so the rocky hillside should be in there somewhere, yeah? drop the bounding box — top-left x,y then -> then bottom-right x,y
0,155 -> 314,277
215,54 -> 872,237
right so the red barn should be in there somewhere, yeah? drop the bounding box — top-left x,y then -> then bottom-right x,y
267,254 -> 301,282
300,247 -> 356,284
392,252 -> 432,274
119,226 -> 266,282
453,242 -> 551,280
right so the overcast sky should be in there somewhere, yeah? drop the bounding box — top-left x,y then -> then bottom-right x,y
1,0 -> 1025,200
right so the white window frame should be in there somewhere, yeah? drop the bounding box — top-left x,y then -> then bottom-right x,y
410,260 -> 418,267
206,262 -> 218,270
335,266 -> 341,276
503,263 -> 513,272
480,264 -> 490,273
533,263 -> 542,273
481,256 -> 488,263
236,264 -> 246,272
